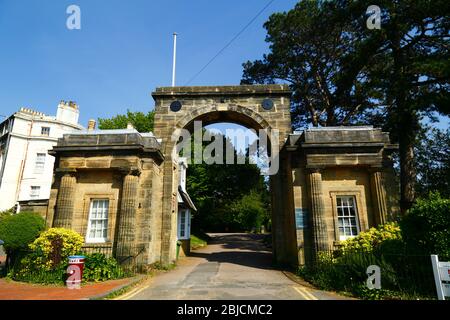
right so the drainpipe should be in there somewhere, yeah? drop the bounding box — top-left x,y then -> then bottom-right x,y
14,118 -> 34,207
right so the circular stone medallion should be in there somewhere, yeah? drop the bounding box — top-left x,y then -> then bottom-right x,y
170,100 -> 182,112
262,98 -> 274,110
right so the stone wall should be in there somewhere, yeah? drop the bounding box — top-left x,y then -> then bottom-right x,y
152,85 -> 294,266
47,131 -> 164,268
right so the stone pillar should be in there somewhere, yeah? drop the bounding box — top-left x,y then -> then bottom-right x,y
370,168 -> 388,225
53,171 -> 77,228
116,170 -> 140,266
307,168 -> 329,254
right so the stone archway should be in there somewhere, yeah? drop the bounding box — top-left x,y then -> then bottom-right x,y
152,85 -> 298,266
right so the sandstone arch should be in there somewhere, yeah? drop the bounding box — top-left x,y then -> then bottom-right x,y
152,85 -> 298,265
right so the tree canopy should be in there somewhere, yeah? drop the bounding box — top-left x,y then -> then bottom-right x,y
98,110 -> 155,133
242,0 -> 450,212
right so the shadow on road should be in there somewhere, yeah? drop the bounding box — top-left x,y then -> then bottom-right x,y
188,233 -> 276,270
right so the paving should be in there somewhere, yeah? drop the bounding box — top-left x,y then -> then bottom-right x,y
128,233 -> 349,300
0,277 -> 136,300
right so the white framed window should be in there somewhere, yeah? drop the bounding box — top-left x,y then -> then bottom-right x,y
336,196 -> 360,241
41,127 -> 50,136
34,153 -> 46,173
86,199 -> 109,243
178,209 -> 191,240
30,186 -> 40,199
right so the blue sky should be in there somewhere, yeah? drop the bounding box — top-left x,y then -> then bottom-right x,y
0,0 -> 447,133
0,0 -> 298,126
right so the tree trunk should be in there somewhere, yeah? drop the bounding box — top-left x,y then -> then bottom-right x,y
398,112 -> 417,214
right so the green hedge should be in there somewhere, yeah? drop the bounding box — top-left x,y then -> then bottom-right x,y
0,212 -> 45,266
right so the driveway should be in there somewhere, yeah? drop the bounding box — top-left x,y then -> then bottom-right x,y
127,233 -> 348,300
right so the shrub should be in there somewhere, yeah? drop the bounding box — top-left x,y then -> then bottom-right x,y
337,222 -> 402,255
82,253 -> 125,282
0,212 -> 45,265
7,228 -> 84,284
28,228 -> 84,270
401,192 -> 450,260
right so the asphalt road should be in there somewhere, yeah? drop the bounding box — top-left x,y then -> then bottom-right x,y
127,233 -> 349,300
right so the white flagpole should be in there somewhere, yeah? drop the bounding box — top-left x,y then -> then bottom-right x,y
172,32 -> 178,87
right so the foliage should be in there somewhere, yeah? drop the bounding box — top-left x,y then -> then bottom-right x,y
242,0 -> 450,212
190,234 -> 208,250
415,128 -> 450,198
0,208 -> 14,221
82,253 -> 125,282
241,0 -> 378,127
28,228 -> 84,270
227,191 -> 269,232
401,192 -> 450,260
6,228 -> 84,284
186,131 -> 270,232
98,110 -> 155,133
337,222 -> 402,255
0,212 -> 45,261
299,222 -> 437,299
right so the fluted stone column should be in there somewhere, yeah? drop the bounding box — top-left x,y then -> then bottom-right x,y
370,169 -> 388,225
307,169 -> 329,254
53,171 -> 77,228
116,170 -> 140,266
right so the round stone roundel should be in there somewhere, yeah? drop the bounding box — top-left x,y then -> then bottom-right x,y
262,98 -> 274,110
170,100 -> 182,112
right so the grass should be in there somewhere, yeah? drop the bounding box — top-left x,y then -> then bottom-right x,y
190,233 -> 209,250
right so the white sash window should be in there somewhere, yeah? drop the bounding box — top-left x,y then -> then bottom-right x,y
336,196 -> 360,241
86,199 -> 109,243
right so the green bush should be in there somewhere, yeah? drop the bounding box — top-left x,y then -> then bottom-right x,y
7,228 -> 84,284
298,222 -> 436,299
28,228 -> 84,270
337,222 -> 402,255
0,212 -> 45,265
82,253 -> 125,282
401,192 -> 450,260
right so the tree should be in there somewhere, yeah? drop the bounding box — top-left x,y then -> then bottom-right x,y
98,110 -> 155,132
242,0 -> 450,213
344,0 -> 449,213
241,0 -> 382,127
414,127 -> 450,197
186,131 -> 270,232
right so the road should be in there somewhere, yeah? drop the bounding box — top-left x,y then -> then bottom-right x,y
127,233 -> 349,300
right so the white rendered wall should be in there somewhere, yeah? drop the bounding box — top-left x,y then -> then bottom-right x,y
0,113 -> 83,211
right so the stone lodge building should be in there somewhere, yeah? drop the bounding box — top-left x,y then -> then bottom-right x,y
45,85 -> 399,268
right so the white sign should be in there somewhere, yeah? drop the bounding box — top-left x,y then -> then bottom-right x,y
439,262 -> 450,282
431,255 -> 450,300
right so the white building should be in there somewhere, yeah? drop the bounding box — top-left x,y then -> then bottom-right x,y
177,157 -> 197,256
0,101 -> 84,212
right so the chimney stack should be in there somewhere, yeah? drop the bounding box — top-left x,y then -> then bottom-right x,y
87,119 -> 96,131
127,122 -> 134,130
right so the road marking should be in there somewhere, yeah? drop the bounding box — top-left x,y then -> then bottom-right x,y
293,286 -> 318,300
114,278 -> 153,300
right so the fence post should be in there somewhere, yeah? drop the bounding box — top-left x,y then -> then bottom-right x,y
431,255 -> 445,300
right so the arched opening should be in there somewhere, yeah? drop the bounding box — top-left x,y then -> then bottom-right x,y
172,110 -> 276,269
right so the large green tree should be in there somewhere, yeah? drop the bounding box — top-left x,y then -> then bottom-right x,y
98,110 -> 155,132
242,0 -> 450,213
186,132 -> 270,232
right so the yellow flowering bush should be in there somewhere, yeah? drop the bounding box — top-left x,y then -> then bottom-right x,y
28,228 -> 84,270
338,222 -> 402,255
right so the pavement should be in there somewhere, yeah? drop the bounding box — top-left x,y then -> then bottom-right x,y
0,277 -> 138,300
126,233 -> 350,300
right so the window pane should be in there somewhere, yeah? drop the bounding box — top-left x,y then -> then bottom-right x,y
87,199 -> 109,241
